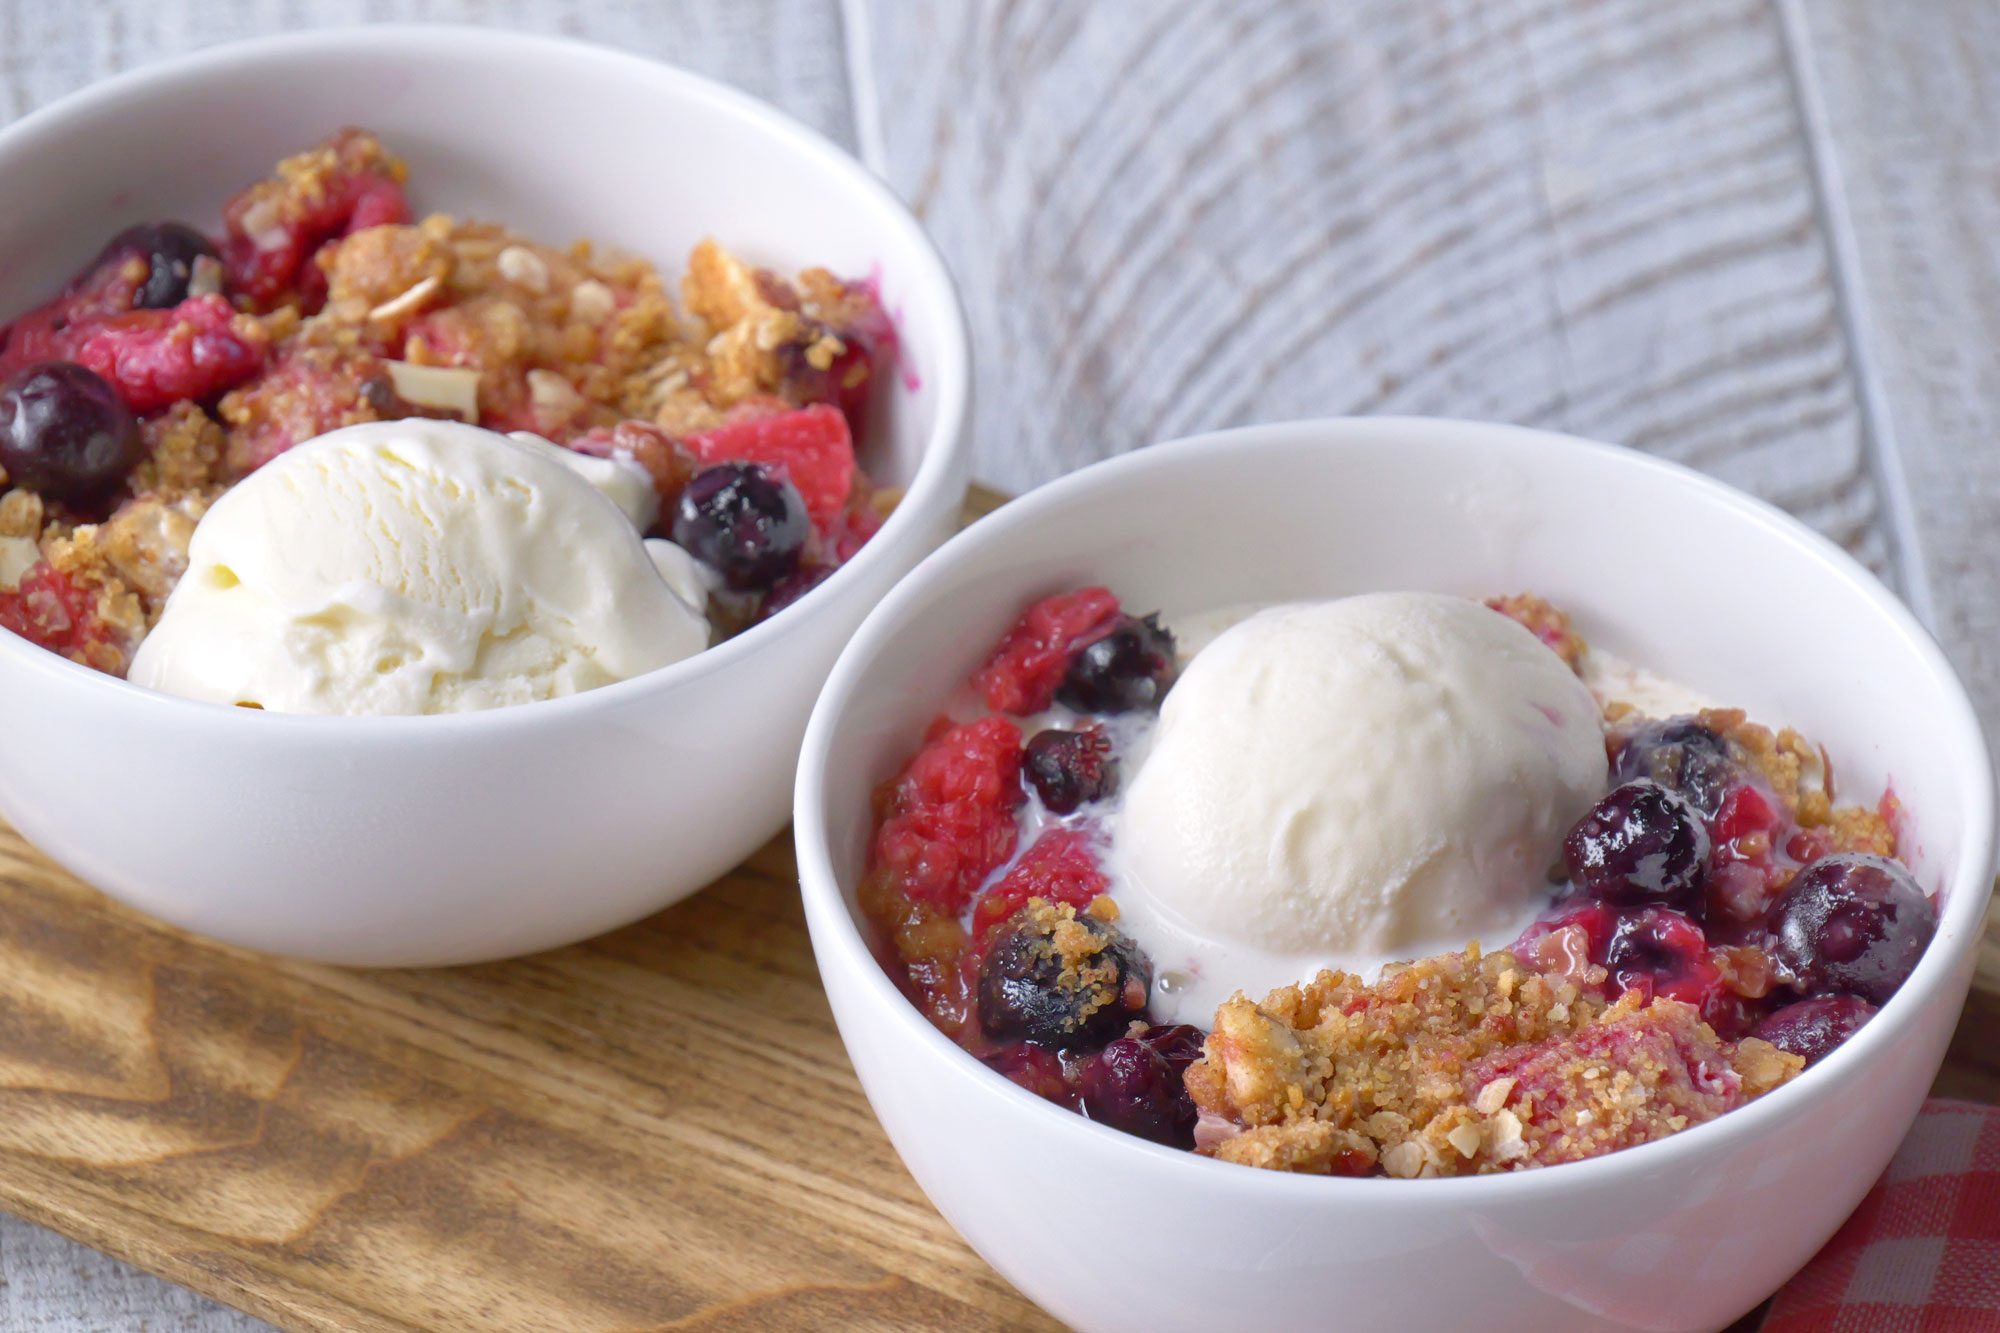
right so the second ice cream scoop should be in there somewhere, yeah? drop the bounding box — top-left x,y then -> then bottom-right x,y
1117,592 -> 1607,959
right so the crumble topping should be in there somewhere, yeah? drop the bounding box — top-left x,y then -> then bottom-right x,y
230,128 -> 409,258
1185,946 -> 1803,1176
1486,592 -> 1587,670
131,402 -> 228,497
36,528 -> 148,671
1016,899 -> 1143,1029
1690,707 -> 1894,855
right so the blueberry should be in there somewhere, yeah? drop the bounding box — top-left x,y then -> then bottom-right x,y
1612,717 -> 1742,818
100,223 -> 220,309
1601,907 -> 1715,1002
1751,994 -> 1876,1065
1080,1023 -> 1204,1146
1056,613 -> 1177,714
1768,853 -> 1934,1004
0,362 -> 142,504
669,462 -> 808,591
978,906 -> 1150,1049
1563,779 -> 1711,911
1023,727 -> 1117,814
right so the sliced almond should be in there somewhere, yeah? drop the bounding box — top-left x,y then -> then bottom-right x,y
526,369 -> 583,416
368,274 -> 442,323
187,254 -> 225,298
0,534 -> 39,590
569,279 -> 615,322
237,197 -> 287,251
1446,1121 -> 1484,1159
1381,1141 -> 1426,1179
383,361 -> 481,422
496,245 -> 550,293
0,488 -> 44,539
1491,1108 -> 1530,1161
1474,1076 -> 1517,1116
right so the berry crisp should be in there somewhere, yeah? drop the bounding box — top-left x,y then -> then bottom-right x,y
0,129 -> 899,677
860,589 -> 1935,1176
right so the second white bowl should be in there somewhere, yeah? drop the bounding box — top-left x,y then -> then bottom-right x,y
796,417 -> 1994,1333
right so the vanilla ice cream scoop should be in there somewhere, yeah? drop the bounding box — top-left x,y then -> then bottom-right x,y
1118,592 -> 1606,960
128,420 -> 708,714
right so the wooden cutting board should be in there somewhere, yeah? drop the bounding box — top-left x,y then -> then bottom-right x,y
0,483 -> 1992,1332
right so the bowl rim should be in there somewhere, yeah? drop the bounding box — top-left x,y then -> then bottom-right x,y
0,22 -> 973,734
795,414 -> 1999,1200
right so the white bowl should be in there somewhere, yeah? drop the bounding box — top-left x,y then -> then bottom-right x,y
796,418 -> 1996,1333
0,27 -> 970,965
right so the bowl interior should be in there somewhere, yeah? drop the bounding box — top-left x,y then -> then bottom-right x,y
815,418 -> 1993,981
0,27 -> 949,495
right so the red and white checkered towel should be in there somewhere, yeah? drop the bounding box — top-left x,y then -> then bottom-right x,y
1762,1100 -> 2000,1332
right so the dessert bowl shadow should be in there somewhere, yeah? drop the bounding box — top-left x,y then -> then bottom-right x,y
794,418 -> 1995,1333
0,26 -> 970,965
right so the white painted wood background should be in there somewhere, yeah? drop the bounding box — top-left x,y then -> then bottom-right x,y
2,0 -> 1995,1326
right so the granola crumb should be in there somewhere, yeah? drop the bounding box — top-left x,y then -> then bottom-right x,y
1486,592 -> 1587,670
1696,707 -> 1894,855
1186,946 -> 1801,1176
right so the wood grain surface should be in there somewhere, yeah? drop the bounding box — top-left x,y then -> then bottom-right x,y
0,834 -> 1046,1331
1790,0 -> 2000,746
858,0 -> 1900,575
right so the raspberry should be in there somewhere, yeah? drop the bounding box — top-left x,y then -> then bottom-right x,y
984,1042 -> 1077,1107
1708,857 -> 1781,928
1462,999 -> 1753,1166
222,134 -> 412,308
971,827 -> 1111,941
783,278 -> 895,439
65,295 -> 268,414
0,248 -> 147,375
1513,902 -> 1618,986
828,478 -> 887,564
971,587 -> 1122,715
683,403 -> 855,532
1517,901 -> 1725,1009
1604,908 -> 1723,1007
0,254 -> 266,415
0,561 -> 129,672
1713,784 -> 1780,843
216,345 -> 386,474
870,715 -> 1025,913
